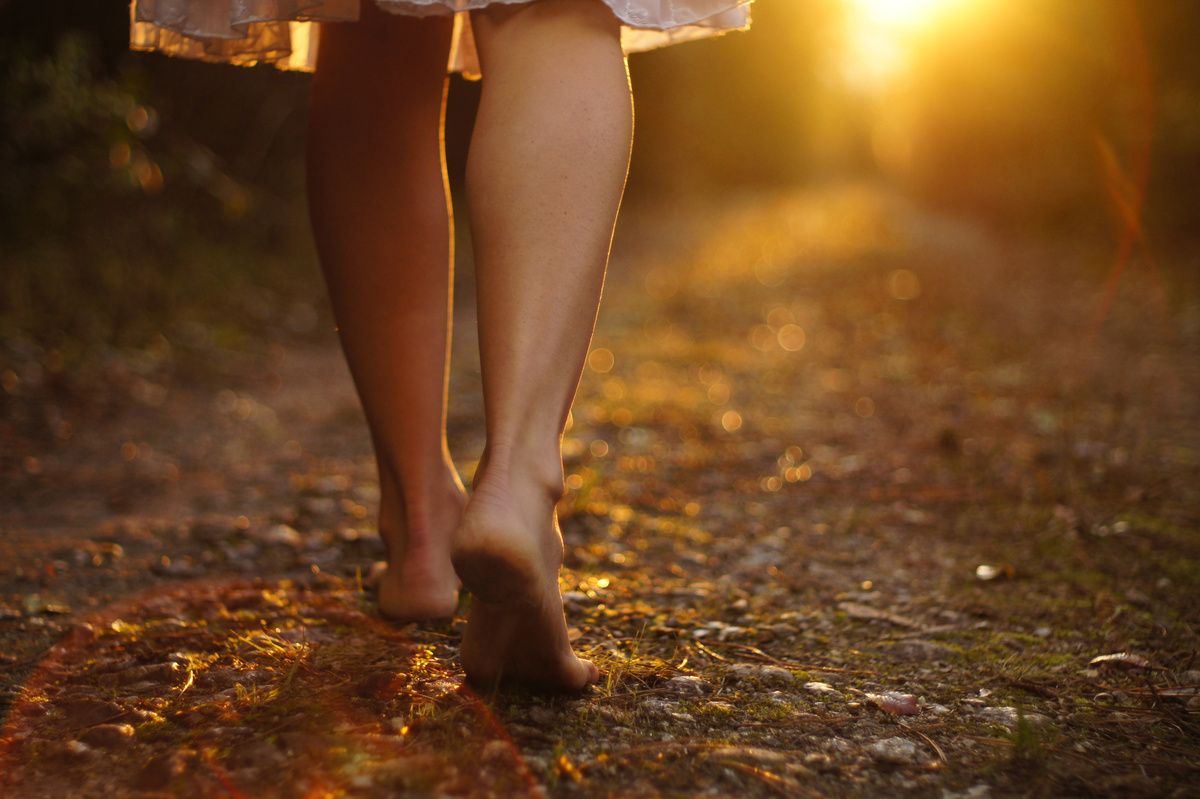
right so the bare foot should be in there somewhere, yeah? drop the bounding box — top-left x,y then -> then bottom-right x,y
373,478 -> 465,622
452,473 -> 598,692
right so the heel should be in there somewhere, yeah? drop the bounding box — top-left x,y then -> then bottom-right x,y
452,546 -> 536,606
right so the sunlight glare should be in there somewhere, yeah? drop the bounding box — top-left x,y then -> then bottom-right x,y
850,0 -> 961,31
843,0 -> 978,89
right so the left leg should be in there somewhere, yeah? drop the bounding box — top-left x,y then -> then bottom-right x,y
307,6 -> 464,620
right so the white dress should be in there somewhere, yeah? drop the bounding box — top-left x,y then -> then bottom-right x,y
129,0 -> 752,77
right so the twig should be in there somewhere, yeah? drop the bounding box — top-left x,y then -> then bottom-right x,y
735,716 -> 857,729
697,641 -> 878,675
898,721 -> 947,763
725,761 -> 830,799
691,640 -> 730,663
1005,679 -> 1063,700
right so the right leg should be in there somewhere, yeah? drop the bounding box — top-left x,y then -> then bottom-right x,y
454,0 -> 633,690
307,5 -> 464,620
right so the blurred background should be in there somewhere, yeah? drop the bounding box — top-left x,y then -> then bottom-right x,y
1,0 -> 1198,377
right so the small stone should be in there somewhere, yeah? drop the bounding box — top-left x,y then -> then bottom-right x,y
78,723 -> 135,749
974,706 -> 1052,730
314,476 -> 350,495
355,671 -> 407,699
300,496 -> 338,516
664,675 -> 710,695
839,602 -> 918,627
879,640 -> 959,661
250,524 -> 303,547
523,755 -> 550,774
1179,670 -> 1200,687
868,737 -> 919,764
868,692 -> 921,716
802,752 -> 836,772
803,681 -> 841,697
193,726 -> 255,746
137,751 -> 194,790
561,591 -> 600,606
48,740 -> 96,763
481,740 -> 513,762
96,662 -> 183,688
638,699 -> 674,718
727,664 -> 795,687
66,622 -> 96,644
527,706 -> 558,726
711,746 -> 789,765
59,698 -> 123,727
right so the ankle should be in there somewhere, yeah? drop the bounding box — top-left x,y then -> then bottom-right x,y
473,444 -> 564,506
378,472 -> 466,553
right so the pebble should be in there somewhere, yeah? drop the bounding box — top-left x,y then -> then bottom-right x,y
974,706 -> 1052,729
481,740 -> 512,763
803,681 -> 842,697
868,692 -> 921,716
711,746 -> 789,764
59,698 -> 123,727
561,591 -> 600,607
1180,670 -> 1200,686
300,497 -> 337,516
136,750 -> 194,790
664,675 -> 710,695
97,662 -> 184,688
880,639 -> 960,661
727,664 -> 795,687
78,723 -> 135,749
250,524 -> 303,547
50,741 -> 97,762
527,706 -> 558,726
868,737 -> 920,764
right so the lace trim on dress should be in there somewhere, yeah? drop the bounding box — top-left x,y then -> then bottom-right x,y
129,0 -> 752,76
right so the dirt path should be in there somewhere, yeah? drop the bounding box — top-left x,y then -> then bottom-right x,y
2,186 -> 1198,797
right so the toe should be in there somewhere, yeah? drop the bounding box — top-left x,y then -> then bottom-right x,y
579,658 -> 600,687
364,561 -> 388,590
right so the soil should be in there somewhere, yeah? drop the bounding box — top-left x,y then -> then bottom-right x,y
2,186 -> 1198,798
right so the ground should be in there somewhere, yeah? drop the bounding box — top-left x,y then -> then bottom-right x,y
1,185 -> 1198,798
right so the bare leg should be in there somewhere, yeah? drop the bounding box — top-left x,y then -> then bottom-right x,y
307,6 -> 465,621
454,0 -> 633,690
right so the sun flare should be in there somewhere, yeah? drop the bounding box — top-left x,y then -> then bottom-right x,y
842,0 -> 979,88
849,0 -> 967,30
